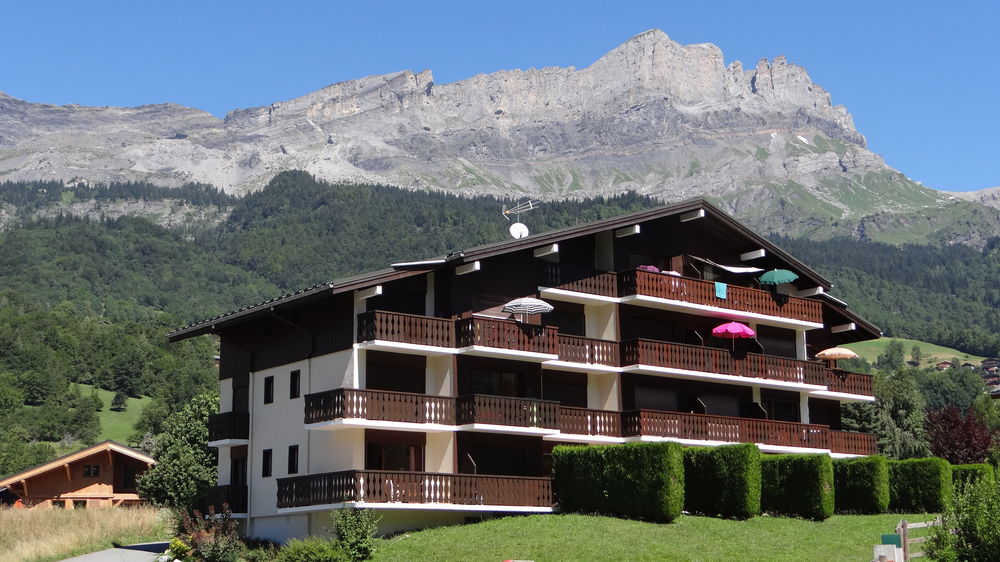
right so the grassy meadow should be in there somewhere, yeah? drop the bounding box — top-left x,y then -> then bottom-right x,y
0,506 -> 169,562
844,337 -> 987,368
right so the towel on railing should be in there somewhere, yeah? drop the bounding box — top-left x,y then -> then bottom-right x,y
715,282 -> 727,299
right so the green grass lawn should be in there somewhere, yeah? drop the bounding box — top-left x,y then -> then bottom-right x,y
371,512 -> 936,562
26,384 -> 151,455
844,337 -> 986,368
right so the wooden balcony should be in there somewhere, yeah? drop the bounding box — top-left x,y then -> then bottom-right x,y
620,270 -> 823,324
830,430 -> 877,456
558,406 -> 622,438
557,335 -> 620,367
202,484 -> 248,513
304,388 -> 456,426
621,339 -> 827,386
357,310 -> 455,348
539,262 -> 619,298
207,412 -> 249,443
277,470 -> 553,509
621,409 -> 832,450
826,369 -> 874,397
456,317 -> 558,356
456,394 -> 560,430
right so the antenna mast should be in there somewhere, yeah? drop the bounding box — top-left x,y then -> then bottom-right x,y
502,199 -> 540,239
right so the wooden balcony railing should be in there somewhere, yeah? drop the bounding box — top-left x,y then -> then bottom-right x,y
304,388 -> 456,425
620,270 -> 823,324
557,335 -> 621,367
826,369 -> 874,396
202,484 -> 248,513
621,339 -> 827,386
559,406 -> 622,437
621,409 -> 832,449
357,310 -> 455,347
456,394 -> 560,429
208,412 -> 249,442
456,317 -> 558,355
830,430 -> 877,456
277,470 -> 553,508
539,262 -> 619,297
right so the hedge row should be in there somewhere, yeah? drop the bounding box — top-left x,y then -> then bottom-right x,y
889,458 -> 953,512
761,454 -> 835,520
552,441 -> 684,522
952,463 -> 994,488
683,444 -> 761,520
833,456 -> 890,514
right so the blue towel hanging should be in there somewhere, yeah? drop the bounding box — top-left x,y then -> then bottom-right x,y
715,282 -> 727,299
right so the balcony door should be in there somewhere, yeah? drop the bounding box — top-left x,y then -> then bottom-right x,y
365,430 -> 425,472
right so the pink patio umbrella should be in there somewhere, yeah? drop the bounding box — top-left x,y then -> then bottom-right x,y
711,321 -> 756,349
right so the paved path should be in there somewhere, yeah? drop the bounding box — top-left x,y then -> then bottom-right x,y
60,541 -> 169,561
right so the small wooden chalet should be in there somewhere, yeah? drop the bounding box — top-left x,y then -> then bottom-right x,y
0,440 -> 155,509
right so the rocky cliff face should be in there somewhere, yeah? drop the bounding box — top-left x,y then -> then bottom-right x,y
1,29 -> 996,245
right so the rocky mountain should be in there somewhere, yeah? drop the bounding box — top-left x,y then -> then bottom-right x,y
950,186 -> 1000,210
2,29 -> 998,245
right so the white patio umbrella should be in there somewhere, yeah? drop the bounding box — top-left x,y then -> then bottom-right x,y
502,297 -> 554,321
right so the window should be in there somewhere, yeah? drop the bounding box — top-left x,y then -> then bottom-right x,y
290,370 -> 301,399
287,445 -> 299,475
82,464 -> 100,478
264,376 -> 274,404
262,449 -> 272,478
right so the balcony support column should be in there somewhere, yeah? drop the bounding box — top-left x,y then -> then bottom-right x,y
795,329 -> 807,360
217,446 -> 232,486
426,355 -> 453,396
585,303 -> 617,340
425,272 -> 435,316
799,391 -> 811,424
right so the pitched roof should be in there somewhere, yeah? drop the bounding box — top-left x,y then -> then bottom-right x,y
168,197 -> 843,341
0,440 -> 155,487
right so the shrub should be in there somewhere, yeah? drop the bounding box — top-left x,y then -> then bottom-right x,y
926,475 -> 1000,562
276,536 -> 348,562
833,455 -> 890,514
952,463 -> 995,487
889,457 -> 953,512
331,508 -> 380,561
683,443 -> 761,520
180,505 -> 242,562
553,441 -> 684,523
761,454 -> 834,520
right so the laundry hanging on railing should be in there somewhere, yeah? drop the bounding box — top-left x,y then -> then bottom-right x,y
715,282 -> 727,299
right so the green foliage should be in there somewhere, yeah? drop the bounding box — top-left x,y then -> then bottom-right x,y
927,475 -> 1000,562
683,444 -> 761,520
180,504 -> 242,562
876,340 -> 906,371
136,393 -> 218,509
0,426 -> 56,479
833,456 -> 890,514
553,442 -> 685,523
276,536 -> 348,562
331,508 -> 380,561
915,367 -> 986,411
761,454 -> 834,520
872,369 -> 931,459
952,463 -> 994,487
111,390 -> 128,412
888,457 -> 953,512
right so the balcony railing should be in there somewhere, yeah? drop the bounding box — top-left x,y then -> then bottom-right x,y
277,470 -> 553,508
456,394 -> 560,429
208,412 -> 249,442
357,310 -> 455,347
202,484 -> 248,513
557,335 -> 621,367
621,409 -> 831,450
830,430 -> 877,456
456,317 -> 558,355
305,388 -> 456,425
621,338 -> 827,386
826,369 -> 874,396
540,262 -> 619,297
559,406 -> 622,437
620,270 -> 823,324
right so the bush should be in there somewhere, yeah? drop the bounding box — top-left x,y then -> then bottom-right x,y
683,443 -> 761,520
889,457 -> 953,512
180,505 -> 242,562
833,455 -> 890,514
276,536 -> 348,562
952,463 -> 995,487
553,441 -> 684,523
761,454 -> 834,520
331,508 -> 380,561
926,476 -> 1000,562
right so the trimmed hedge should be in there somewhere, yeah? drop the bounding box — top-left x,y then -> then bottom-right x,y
952,463 -> 994,488
684,443 -> 761,519
833,455 -> 890,514
761,454 -> 834,520
889,458 -> 953,512
552,441 -> 684,522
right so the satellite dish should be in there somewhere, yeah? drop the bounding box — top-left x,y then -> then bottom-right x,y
509,222 -> 530,239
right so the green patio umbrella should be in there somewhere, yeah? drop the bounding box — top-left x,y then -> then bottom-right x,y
759,268 -> 798,285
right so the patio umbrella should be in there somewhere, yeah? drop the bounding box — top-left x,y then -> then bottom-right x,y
815,347 -> 859,360
502,297 -> 554,321
712,321 -> 755,349
759,268 -> 799,285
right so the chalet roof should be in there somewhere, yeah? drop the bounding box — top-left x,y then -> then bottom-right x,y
0,440 -> 155,487
168,197 -> 857,342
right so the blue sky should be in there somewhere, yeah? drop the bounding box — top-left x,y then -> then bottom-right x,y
5,1 -> 997,192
